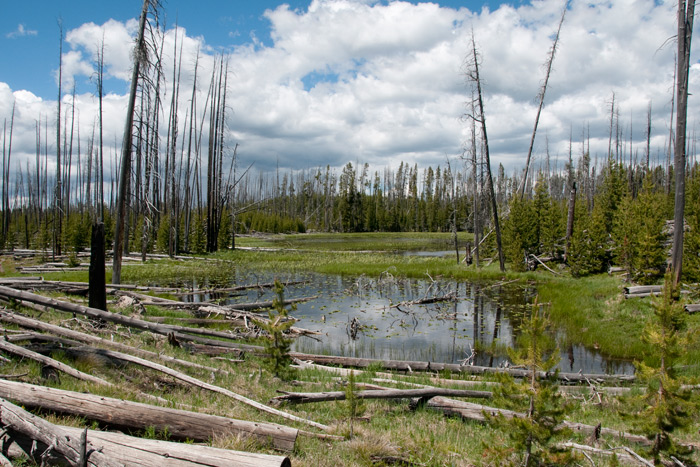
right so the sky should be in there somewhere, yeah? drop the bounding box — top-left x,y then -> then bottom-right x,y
0,0 -> 698,180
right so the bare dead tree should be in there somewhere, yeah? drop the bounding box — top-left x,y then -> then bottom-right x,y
671,0 -> 696,286
465,31 -> 505,272
113,0 -> 157,284
55,19 -> 64,258
519,3 -> 567,200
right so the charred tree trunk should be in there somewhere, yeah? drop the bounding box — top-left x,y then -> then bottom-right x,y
88,222 -> 107,311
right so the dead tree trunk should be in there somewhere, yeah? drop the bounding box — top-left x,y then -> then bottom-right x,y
466,32 -> 505,271
519,5 -> 566,200
0,379 -> 297,452
112,0 -> 151,284
88,222 -> 106,310
671,0 -> 696,286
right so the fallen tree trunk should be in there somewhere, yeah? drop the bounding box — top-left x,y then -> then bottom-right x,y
0,379 -> 297,451
0,396 -> 121,467
0,338 -> 111,386
271,387 -> 492,405
52,344 -> 328,431
685,303 -> 700,313
0,286 -> 262,350
290,353 -> 634,383
417,396 -> 652,446
0,407 -> 291,466
0,309 -> 229,375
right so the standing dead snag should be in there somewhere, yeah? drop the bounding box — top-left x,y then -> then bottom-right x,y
465,31 -> 505,272
519,3 -> 567,200
671,0 -> 696,286
113,0 -> 157,284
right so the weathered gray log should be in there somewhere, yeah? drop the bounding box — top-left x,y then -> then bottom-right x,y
624,286 -> 662,295
2,419 -> 291,467
0,379 -> 297,451
290,353 -> 634,383
0,309 -> 229,375
0,396 -> 121,467
417,396 -> 652,446
0,338 -> 111,386
51,344 -> 328,431
271,387 -> 492,405
174,280 -> 306,297
685,303 -> 700,313
0,286 -> 260,351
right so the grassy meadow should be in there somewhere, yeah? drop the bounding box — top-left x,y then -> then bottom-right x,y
0,231 -> 698,466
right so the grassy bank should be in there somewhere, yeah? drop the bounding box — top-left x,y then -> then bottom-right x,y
1,233 -> 699,465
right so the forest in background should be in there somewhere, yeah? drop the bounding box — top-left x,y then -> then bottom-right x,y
0,0 -> 698,286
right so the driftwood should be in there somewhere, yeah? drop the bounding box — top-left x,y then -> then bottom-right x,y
271,387 -> 492,405
290,352 -> 634,383
416,396 -> 652,446
0,309 -> 229,375
0,379 -> 297,451
685,303 -> 700,313
0,338 -> 112,386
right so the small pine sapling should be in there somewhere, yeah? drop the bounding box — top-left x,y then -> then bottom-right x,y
345,369 -> 365,438
253,280 -> 295,380
485,298 -> 574,466
625,272 -> 696,464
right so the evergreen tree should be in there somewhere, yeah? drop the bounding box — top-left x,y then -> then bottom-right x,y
485,298 -> 573,466
254,280 -> 295,380
626,273 -> 696,464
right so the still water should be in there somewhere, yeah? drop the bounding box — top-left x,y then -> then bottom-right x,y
186,272 -> 634,376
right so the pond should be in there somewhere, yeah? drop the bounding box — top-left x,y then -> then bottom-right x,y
185,271 -> 634,376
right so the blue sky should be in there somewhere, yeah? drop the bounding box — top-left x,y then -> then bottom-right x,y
2,0 -> 509,99
0,0 -> 696,176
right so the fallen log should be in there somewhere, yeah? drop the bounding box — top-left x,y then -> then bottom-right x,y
416,396 -> 652,446
0,396 -> 121,467
0,286 -> 262,351
174,280 -> 306,297
4,428 -> 292,467
685,304 -> 700,314
0,338 -> 111,386
51,344 -> 329,431
289,352 -> 634,383
0,309 -> 229,375
390,293 -> 458,308
0,379 -> 298,451
0,401 -> 291,466
271,387 -> 492,405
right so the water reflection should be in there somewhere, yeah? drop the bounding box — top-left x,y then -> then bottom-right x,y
182,272 -> 634,376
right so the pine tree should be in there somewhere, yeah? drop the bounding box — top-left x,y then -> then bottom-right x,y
632,175 -> 666,284
485,298 -> 573,466
626,273 -> 696,464
254,280 -> 295,380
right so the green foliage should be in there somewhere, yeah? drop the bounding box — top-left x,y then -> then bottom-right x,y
486,298 -> 574,466
684,167 -> 700,282
253,280 -> 296,379
345,370 -> 365,438
189,213 -> 206,254
626,273 -> 697,464
568,200 -> 610,277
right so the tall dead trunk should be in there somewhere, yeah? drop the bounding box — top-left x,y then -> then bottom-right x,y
466,32 -> 505,272
113,0 -> 151,284
55,20 -> 63,258
671,0 -> 696,286
519,5 -> 566,200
